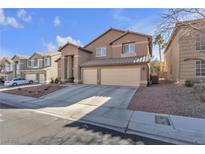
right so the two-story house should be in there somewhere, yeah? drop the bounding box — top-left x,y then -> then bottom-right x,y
0,57 -> 14,80
11,55 -> 29,78
164,18 -> 205,82
21,52 -> 61,83
56,28 -> 152,86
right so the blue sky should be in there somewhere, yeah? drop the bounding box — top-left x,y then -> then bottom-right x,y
0,8 -> 164,58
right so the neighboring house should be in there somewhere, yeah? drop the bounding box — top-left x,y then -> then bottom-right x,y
21,52 -> 61,83
56,28 -> 152,86
11,55 -> 29,78
164,18 -> 205,82
0,57 -> 14,80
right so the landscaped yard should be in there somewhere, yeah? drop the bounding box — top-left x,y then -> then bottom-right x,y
2,84 -> 66,98
128,81 -> 205,119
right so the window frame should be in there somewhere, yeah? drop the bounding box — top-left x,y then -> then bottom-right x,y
122,42 -> 136,54
44,57 -> 50,67
96,47 -> 106,57
196,60 -> 205,76
27,60 -> 32,68
196,35 -> 205,51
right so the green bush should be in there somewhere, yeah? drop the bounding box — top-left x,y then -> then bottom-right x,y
50,78 -> 54,84
185,80 -> 194,87
55,77 -> 61,84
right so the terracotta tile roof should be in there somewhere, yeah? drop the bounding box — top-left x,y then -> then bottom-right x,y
80,55 -> 150,67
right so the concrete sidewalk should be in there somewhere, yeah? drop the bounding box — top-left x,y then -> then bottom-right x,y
1,90 -> 205,145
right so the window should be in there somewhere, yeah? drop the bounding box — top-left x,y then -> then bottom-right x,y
96,47 -> 106,57
196,60 -> 205,76
39,59 -> 43,67
27,59 -> 39,68
196,35 -> 205,51
122,43 -> 136,54
44,57 -> 50,66
34,59 -> 38,67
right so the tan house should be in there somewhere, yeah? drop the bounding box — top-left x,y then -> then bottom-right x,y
21,52 -> 60,83
164,18 -> 205,82
11,55 -> 29,78
0,57 -> 14,80
56,28 -> 152,87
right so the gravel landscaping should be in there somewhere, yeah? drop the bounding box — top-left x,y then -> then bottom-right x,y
128,82 -> 205,119
2,84 -> 66,98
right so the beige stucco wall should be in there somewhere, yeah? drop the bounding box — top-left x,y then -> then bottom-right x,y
164,31 -> 180,81
111,33 -> 150,58
165,23 -> 205,82
60,44 -> 91,83
179,29 -> 205,81
85,31 -> 150,60
85,30 -> 124,59
46,53 -> 60,83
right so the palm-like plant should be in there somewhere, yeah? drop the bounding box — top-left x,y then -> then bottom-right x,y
153,33 -> 166,62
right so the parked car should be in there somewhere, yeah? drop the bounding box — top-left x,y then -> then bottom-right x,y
4,78 -> 33,86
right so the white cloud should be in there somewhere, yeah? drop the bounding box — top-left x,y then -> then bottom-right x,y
43,35 -> 81,51
43,42 -> 56,51
53,16 -> 61,27
0,8 -> 23,28
17,9 -> 32,22
56,35 -> 81,47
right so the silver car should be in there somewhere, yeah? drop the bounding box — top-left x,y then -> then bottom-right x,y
4,78 -> 33,86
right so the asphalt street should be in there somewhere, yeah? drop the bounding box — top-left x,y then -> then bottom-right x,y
0,102 -> 170,145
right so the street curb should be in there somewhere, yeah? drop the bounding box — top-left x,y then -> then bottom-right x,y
0,100 -> 199,145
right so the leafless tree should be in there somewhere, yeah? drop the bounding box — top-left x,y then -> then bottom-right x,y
157,8 -> 205,40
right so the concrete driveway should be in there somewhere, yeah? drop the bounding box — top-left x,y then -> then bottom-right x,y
0,84 -> 137,132
33,84 -> 137,109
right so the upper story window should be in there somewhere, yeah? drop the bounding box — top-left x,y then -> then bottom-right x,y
27,60 -> 32,67
122,43 -> 136,54
5,63 -> 12,72
196,60 -> 205,76
27,59 -> 40,68
44,57 -> 50,66
33,59 -> 38,67
196,35 -> 205,51
96,47 -> 106,57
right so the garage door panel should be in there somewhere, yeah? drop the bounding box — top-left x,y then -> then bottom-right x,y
39,74 -> 45,83
83,68 -> 97,84
101,67 -> 140,86
26,74 -> 36,81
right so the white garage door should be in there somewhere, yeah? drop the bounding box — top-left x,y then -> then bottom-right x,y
82,68 -> 97,84
26,74 -> 36,81
39,74 -> 45,83
101,66 -> 141,86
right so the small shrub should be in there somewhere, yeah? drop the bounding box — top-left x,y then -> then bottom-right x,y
55,77 -> 60,84
185,80 -> 194,87
18,88 -> 22,91
50,78 -> 54,84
